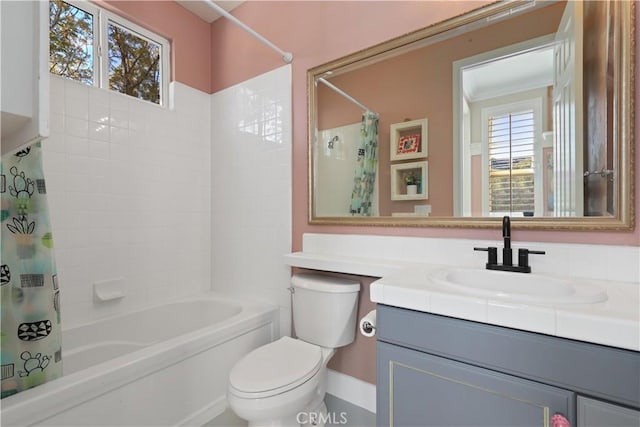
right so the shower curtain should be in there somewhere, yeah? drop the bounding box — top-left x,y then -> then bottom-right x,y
1,142 -> 62,398
349,111 -> 379,216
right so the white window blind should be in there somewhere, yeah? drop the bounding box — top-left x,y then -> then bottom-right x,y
487,109 -> 535,214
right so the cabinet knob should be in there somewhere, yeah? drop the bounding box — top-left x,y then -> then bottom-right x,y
551,413 -> 570,427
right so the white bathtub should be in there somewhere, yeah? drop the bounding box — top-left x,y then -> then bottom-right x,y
0,293 -> 279,426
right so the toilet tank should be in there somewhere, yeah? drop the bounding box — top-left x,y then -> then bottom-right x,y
292,273 -> 360,348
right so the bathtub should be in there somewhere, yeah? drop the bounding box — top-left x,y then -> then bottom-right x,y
0,293 -> 279,426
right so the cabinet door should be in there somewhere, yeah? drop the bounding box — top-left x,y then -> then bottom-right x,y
577,396 -> 640,427
378,341 -> 575,427
0,0 -> 49,154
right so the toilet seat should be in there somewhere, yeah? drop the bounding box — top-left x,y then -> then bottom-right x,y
228,336 -> 322,399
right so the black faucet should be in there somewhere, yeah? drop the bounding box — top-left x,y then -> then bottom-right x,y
502,216 -> 512,266
474,216 -> 545,273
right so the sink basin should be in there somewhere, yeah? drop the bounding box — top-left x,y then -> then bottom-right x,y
429,268 -> 607,304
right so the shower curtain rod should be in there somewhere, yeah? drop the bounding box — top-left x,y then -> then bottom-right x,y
317,77 -> 377,115
203,1 -> 293,64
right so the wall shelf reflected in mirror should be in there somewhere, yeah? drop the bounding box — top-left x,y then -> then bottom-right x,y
308,0 -> 635,230
391,161 -> 428,202
390,118 -> 428,161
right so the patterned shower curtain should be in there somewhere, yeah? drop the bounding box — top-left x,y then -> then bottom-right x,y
1,142 -> 62,398
349,111 -> 379,216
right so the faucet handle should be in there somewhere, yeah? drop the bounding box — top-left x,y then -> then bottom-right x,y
518,248 -> 546,272
474,246 -> 498,267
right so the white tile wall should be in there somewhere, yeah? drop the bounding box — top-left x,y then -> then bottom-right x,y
44,76 -> 211,327
302,233 -> 640,284
210,65 -> 293,336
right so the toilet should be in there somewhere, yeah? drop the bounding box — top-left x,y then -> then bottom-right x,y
227,273 -> 360,427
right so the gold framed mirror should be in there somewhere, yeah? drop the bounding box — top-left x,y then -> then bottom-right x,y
308,0 -> 634,230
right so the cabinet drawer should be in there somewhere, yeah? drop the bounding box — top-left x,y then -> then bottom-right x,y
377,341 -> 574,427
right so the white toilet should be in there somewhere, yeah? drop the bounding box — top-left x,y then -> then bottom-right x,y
227,273 -> 360,427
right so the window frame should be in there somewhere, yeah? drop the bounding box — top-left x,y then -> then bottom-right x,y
480,98 -> 544,217
50,0 -> 170,106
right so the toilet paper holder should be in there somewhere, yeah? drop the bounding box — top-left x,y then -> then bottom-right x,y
361,319 -> 375,334
359,309 -> 377,337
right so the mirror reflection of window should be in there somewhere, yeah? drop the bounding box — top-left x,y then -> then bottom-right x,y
457,33 -> 553,218
486,109 -> 536,217
477,99 -> 544,218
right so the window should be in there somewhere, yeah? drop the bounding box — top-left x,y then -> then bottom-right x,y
49,0 -> 169,105
487,109 -> 535,215
49,0 -> 95,85
481,98 -> 543,217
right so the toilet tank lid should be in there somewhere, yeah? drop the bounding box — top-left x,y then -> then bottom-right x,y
292,273 -> 360,293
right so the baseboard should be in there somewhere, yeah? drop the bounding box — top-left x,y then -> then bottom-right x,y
327,369 -> 376,414
179,395 -> 227,426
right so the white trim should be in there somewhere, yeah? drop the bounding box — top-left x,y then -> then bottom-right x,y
452,64 -> 463,215
470,142 -> 482,156
460,99 -> 471,215
327,369 -> 376,414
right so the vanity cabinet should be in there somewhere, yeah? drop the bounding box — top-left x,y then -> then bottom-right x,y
376,305 -> 640,427
379,342 -> 573,426
577,396 -> 640,427
1,0 -> 49,154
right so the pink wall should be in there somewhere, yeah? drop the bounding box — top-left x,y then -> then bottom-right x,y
210,1 -> 638,248
212,1 -> 640,250
99,0 -> 212,93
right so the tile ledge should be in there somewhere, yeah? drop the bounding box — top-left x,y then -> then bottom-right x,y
284,252 -> 410,277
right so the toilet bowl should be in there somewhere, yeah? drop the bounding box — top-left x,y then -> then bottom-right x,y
227,336 -> 334,426
227,274 -> 360,427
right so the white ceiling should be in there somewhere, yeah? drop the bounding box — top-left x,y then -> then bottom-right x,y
175,1 -> 243,23
463,47 -> 555,102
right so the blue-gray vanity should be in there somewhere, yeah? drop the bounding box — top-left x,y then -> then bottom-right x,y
376,304 -> 639,426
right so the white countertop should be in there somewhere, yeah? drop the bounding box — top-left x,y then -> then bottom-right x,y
285,251 -> 640,352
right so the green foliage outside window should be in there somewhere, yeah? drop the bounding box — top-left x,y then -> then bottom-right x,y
108,24 -> 160,104
49,0 -> 93,84
49,0 -> 163,104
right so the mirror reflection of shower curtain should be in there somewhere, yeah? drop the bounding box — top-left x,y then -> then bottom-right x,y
1,142 -> 62,398
349,112 -> 379,216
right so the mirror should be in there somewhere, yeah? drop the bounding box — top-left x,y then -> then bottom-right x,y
308,0 -> 634,230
